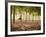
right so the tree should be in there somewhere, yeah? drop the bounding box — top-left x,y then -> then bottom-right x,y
13,6 -> 15,23
31,7 -> 41,20
11,5 -> 15,24
28,7 -> 32,20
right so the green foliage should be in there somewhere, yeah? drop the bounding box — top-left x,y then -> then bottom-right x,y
11,5 -> 41,16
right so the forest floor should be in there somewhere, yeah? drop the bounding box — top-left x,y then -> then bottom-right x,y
11,20 -> 41,31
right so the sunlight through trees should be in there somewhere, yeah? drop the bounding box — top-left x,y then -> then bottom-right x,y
11,5 -> 41,23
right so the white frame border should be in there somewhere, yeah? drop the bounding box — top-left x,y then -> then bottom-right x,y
8,2 -> 43,35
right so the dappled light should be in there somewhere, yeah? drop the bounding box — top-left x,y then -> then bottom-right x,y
10,5 -> 41,31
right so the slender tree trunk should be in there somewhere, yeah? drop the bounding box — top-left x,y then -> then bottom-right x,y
13,6 -> 15,24
11,6 -> 12,31
26,12 -> 27,22
11,6 -> 12,24
29,13 -> 30,21
19,11 -> 22,24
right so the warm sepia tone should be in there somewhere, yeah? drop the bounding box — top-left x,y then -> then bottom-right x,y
10,5 -> 41,31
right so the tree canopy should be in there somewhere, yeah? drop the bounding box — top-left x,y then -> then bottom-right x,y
11,6 -> 41,16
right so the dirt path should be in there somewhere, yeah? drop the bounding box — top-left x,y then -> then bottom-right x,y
11,20 -> 41,31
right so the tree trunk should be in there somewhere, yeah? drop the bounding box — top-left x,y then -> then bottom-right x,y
13,6 -> 15,24
11,6 -> 12,31
29,14 -> 30,21
11,6 -> 12,24
26,12 -> 27,22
